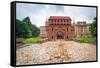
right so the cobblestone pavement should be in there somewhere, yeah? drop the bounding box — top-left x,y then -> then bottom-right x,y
16,40 -> 96,65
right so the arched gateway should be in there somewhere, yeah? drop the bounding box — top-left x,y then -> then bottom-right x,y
56,31 -> 64,39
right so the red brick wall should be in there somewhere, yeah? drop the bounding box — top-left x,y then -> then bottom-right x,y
45,16 -> 75,40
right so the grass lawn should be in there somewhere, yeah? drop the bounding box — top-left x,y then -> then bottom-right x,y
75,37 -> 94,43
23,37 -> 42,43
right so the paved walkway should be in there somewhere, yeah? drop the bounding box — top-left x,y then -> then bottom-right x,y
16,40 -> 96,65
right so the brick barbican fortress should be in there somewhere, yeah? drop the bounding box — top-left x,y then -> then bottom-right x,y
40,16 -> 90,40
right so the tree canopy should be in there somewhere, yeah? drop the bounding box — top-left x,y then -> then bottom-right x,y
89,17 -> 97,37
16,17 -> 40,38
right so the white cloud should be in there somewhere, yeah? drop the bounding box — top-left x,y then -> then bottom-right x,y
63,6 -> 96,23
16,3 -> 96,27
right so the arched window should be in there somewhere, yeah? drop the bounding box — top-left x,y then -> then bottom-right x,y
64,20 -> 66,22
51,27 -> 53,31
55,19 -> 56,22
51,19 -> 53,22
58,20 -> 59,22
52,19 -> 53,22
61,20 -> 62,22
67,27 -> 68,31
67,20 -> 69,22
66,36 -> 68,38
52,36 -> 53,39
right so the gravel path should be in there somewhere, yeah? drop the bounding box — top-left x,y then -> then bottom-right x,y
16,40 -> 96,65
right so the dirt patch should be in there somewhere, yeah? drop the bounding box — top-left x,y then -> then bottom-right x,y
16,40 -> 96,65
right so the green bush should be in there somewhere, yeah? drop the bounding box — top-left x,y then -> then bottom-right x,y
75,37 -> 94,43
23,37 -> 42,43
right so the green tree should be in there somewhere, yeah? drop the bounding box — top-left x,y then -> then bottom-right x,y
16,19 -> 32,38
22,17 -> 40,37
16,17 -> 40,38
89,17 -> 97,37
31,24 -> 40,37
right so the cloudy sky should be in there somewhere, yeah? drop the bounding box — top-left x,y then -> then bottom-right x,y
16,3 -> 96,27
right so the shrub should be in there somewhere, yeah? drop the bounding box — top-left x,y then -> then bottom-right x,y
75,37 -> 94,43
23,37 -> 42,43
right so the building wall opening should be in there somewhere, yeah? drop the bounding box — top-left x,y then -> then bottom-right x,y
56,31 -> 64,39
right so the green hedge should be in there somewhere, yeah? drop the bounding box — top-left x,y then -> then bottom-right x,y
23,37 -> 42,43
75,37 -> 94,43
